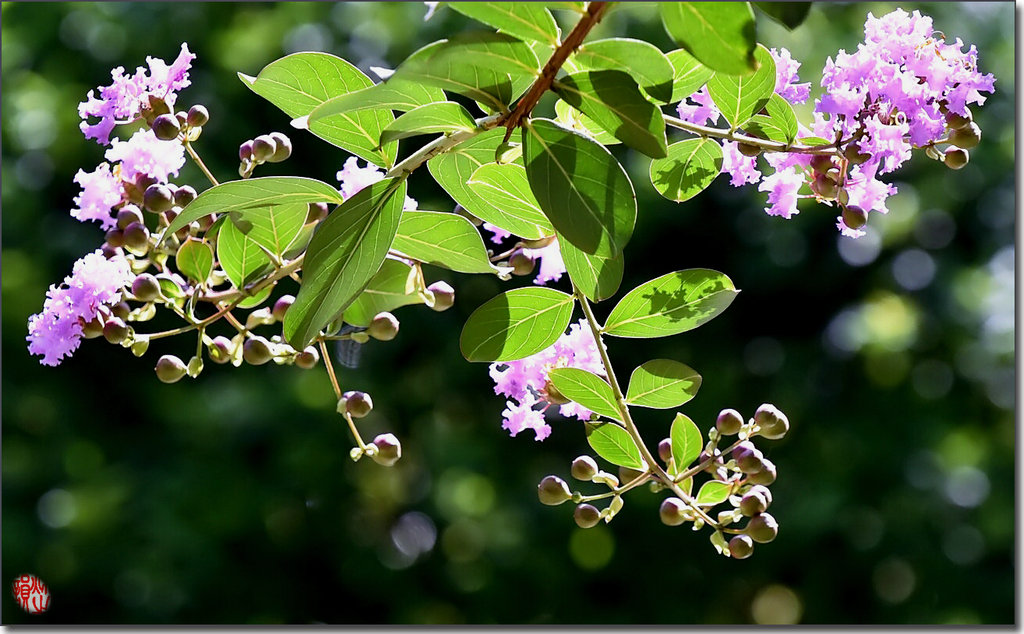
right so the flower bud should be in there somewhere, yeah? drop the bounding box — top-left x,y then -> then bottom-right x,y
537,475 -> 572,506
146,95 -> 172,118
949,122 -> 981,150
143,184 -> 175,213
294,346 -> 320,369
570,455 -> 599,481
944,108 -> 972,130
242,336 -> 273,365
81,316 -> 105,339
175,111 -> 188,127
746,512 -> 779,543
370,433 -> 402,466
739,488 -> 770,517
753,403 -> 789,440
151,113 -> 181,141
812,173 -> 838,199
272,294 -> 294,322
251,134 -> 277,163
174,185 -> 198,208
186,105 -> 210,128
733,441 -> 764,474
266,132 -> 292,163
618,466 -> 645,485
105,228 -> 125,248
729,534 -> 754,559
122,221 -> 150,253
102,317 -> 130,344
508,249 -> 536,276
716,408 -> 744,435
746,458 -> 777,485
659,497 -> 687,526
208,335 -> 233,364
944,148 -> 969,170
574,503 -> 601,529
112,301 -> 130,321
367,312 -> 399,341
239,140 -> 254,162
843,142 -> 870,165
341,390 -> 373,418
842,205 -> 868,231
810,154 -> 834,174
427,281 -> 455,312
658,438 -> 672,463
132,273 -> 161,302
155,354 -> 187,383
116,205 -> 145,230
737,142 -> 762,157
306,202 -> 329,224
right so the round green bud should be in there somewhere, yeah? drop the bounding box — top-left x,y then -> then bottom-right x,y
132,273 -> 161,302
272,294 -> 295,322
370,433 -> 402,467
342,390 -> 373,418
175,111 -> 188,127
116,205 -> 145,230
509,249 -> 536,277
659,497 -> 687,526
146,94 -> 172,118
81,316 -> 105,339
733,441 -> 764,474
813,173 -> 838,200
208,336 -> 233,364
266,132 -> 292,163
810,154 -> 835,174
754,403 -> 790,440
174,185 -> 197,207
843,142 -> 871,165
658,438 -> 672,463
837,188 -> 850,207
295,346 -> 320,369
427,281 -> 455,312
143,184 -> 175,213
729,534 -> 754,560
737,142 -> 762,157
746,512 -> 779,543
155,354 -> 187,383
306,202 -> 329,224
944,148 -> 969,170
105,228 -> 125,249
944,108 -> 972,130
112,301 -> 130,321
716,408 -> 744,435
570,455 -> 599,481
122,221 -> 150,253
239,140 -> 254,163
748,484 -> 773,506
949,122 -> 981,149
618,466 -> 645,485
101,243 -> 122,259
739,489 -> 769,517
251,134 -> 277,163
842,205 -> 868,231
747,458 -> 777,486
367,312 -> 399,341
102,317 -> 130,344
186,104 -> 210,128
242,336 -> 274,366
151,113 -> 181,141
574,503 -> 601,529
537,475 -> 572,506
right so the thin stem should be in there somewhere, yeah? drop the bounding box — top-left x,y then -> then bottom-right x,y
674,436 -> 748,483
385,113 -> 504,179
578,470 -> 653,503
183,140 -> 220,187
320,338 -> 369,450
664,114 -> 844,154
574,285 -> 721,528
200,255 -> 304,304
145,297 -> 245,340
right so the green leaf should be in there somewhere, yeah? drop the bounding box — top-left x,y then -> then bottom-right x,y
217,220 -> 273,289
240,52 -> 397,168
548,368 -> 621,421
389,34 -> 540,112
661,2 -> 757,76
342,258 -> 424,327
797,136 -> 833,147
603,269 -> 739,338
554,99 -> 619,145
166,177 -> 344,236
393,210 -> 499,275
522,118 -> 636,257
754,1 -> 811,30
696,480 -> 733,506
666,48 -> 714,103
558,236 -> 623,302
238,285 -> 273,309
707,44 -> 776,129
228,202 -> 307,258
466,162 -> 555,239
626,360 -> 702,409
378,101 -> 478,145
573,38 -> 674,103
650,138 -> 723,203
175,238 -> 214,284
305,81 -> 446,126
586,422 -> 645,470
744,93 -> 798,144
670,413 -> 703,476
459,287 -> 574,362
283,178 -> 406,349
553,70 -> 668,159
447,2 -> 560,46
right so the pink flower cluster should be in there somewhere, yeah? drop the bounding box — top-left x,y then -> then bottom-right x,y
482,224 -> 566,286
27,251 -> 136,366
336,156 -> 419,210
489,319 -> 605,441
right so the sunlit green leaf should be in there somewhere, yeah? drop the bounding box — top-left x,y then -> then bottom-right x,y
707,44 -> 776,128
696,480 -> 733,505
558,236 -> 624,302
650,138 -> 723,203
460,287 -> 574,362
379,101 -> 478,145
666,48 -> 714,102
661,2 -> 757,76
573,37 -> 674,103
228,202 -> 307,258
744,93 -> 798,144
305,81 -> 446,126
342,258 -> 425,327
393,210 -> 499,275
604,269 -> 739,338
587,422 -> 645,470
548,367 -> 621,421
626,360 -> 702,409
448,2 -> 560,45
554,99 -> 620,145
175,238 -> 214,285
670,413 -> 703,476
465,162 -> 554,240
217,220 -> 273,289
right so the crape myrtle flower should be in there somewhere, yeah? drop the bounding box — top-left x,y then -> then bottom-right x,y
105,128 -> 186,184
71,163 -> 123,230
481,224 -> 566,286
336,156 -> 418,210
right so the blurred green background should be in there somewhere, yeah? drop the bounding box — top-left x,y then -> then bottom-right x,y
2,1 -> 1014,625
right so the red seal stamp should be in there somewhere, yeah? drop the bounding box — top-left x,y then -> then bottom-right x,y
12,574 -> 51,614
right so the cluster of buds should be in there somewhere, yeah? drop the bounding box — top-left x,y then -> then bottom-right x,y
537,453 -> 637,529
238,132 -> 292,177
145,95 -> 209,144
924,104 -> 981,171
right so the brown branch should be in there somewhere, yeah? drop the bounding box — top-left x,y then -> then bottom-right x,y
501,1 -> 611,141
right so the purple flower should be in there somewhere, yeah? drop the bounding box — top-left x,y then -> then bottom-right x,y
489,319 -> 605,441
79,43 -> 196,145
71,163 -> 124,229
27,251 -> 135,366
676,86 -> 720,127
105,128 -> 185,183
336,156 -> 418,209
758,167 -> 804,219
770,47 -> 810,105
482,222 -> 511,245
523,238 -> 566,286
721,141 -> 762,187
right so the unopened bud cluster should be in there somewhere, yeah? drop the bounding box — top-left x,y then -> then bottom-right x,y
238,132 -> 292,176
